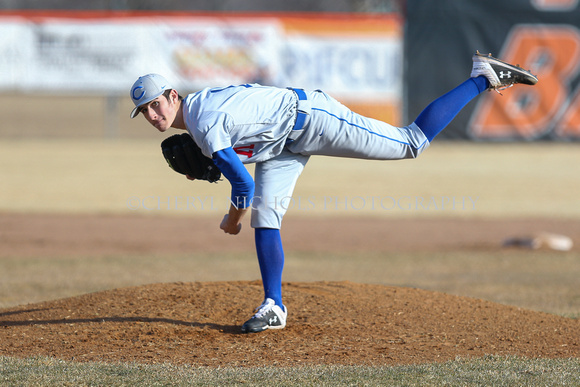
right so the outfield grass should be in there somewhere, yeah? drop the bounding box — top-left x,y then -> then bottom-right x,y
1,355 -> 579,386
0,140 -> 578,219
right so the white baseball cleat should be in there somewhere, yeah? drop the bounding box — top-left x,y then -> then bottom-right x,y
471,51 -> 538,93
241,298 -> 287,333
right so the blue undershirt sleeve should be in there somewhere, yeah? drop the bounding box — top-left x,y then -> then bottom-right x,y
212,147 -> 255,209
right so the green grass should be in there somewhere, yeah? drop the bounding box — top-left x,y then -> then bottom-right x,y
1,355 -> 579,386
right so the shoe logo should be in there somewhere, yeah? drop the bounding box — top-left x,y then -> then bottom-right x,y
499,71 -> 512,79
269,316 -> 278,325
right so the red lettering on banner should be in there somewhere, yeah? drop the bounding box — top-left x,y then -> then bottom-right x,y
233,144 -> 255,158
469,25 -> 580,140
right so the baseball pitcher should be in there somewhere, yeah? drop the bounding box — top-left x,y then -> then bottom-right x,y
129,52 -> 537,333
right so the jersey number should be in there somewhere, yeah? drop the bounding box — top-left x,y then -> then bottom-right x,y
233,144 -> 255,158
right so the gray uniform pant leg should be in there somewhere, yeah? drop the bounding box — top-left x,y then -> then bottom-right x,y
287,90 -> 430,160
250,149 -> 310,229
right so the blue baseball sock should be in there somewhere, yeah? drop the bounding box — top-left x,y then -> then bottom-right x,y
254,227 -> 284,307
414,76 -> 489,142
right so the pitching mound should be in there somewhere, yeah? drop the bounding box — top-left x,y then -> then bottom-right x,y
1,280 -> 578,366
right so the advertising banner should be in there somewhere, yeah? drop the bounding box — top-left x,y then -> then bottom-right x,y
0,22 -> 33,89
22,22 -> 143,92
405,0 -> 580,140
279,16 -> 402,123
150,18 -> 284,90
0,12 -> 402,124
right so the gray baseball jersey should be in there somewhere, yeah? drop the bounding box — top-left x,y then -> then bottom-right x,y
182,84 -> 429,228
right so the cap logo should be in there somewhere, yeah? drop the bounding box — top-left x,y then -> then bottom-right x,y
132,86 -> 145,101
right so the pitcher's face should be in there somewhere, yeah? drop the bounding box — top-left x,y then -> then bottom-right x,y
139,90 -> 180,132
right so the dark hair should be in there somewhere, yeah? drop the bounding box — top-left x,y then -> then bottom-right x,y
137,89 -> 182,116
163,89 -> 183,101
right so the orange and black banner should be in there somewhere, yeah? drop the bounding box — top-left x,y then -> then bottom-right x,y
405,0 -> 580,141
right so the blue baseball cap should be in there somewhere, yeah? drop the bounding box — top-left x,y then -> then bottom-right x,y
129,73 -> 172,118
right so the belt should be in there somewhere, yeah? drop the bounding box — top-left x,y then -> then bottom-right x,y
287,88 -> 310,142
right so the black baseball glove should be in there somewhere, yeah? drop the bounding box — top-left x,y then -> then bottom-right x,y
161,133 -> 221,183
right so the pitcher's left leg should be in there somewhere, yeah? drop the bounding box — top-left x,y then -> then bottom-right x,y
287,90 -> 429,160
241,150 -> 309,333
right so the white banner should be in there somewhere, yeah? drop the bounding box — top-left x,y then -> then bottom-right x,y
281,35 -> 401,102
153,19 -> 284,91
0,22 -> 33,89
0,15 -> 402,107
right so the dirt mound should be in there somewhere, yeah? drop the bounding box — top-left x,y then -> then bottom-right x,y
1,281 -> 578,366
